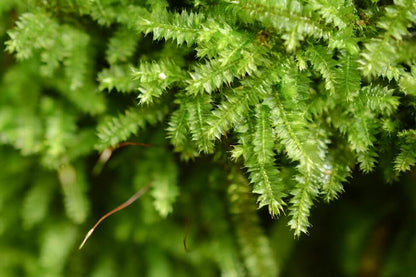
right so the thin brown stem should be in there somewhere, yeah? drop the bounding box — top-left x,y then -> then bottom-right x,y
115,141 -> 153,148
93,141 -> 153,175
79,183 -> 152,250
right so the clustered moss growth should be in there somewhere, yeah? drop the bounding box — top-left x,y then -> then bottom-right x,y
1,0 -> 416,276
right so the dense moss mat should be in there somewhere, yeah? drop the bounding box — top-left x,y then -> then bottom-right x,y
0,1 -> 415,276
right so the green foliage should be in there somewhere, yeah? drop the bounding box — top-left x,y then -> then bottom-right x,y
394,130 -> 416,173
6,11 -> 91,90
96,104 -> 168,150
131,59 -> 185,104
227,170 -> 278,277
21,173 -> 55,229
1,0 -> 416,276
58,164 -> 90,224
134,145 -> 179,218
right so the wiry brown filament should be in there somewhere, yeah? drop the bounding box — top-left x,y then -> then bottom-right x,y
93,141 -> 153,175
115,141 -> 153,148
79,183 -> 152,250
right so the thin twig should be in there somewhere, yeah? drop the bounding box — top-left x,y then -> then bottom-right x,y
79,183 -> 152,250
116,142 -> 153,148
93,141 -> 153,175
